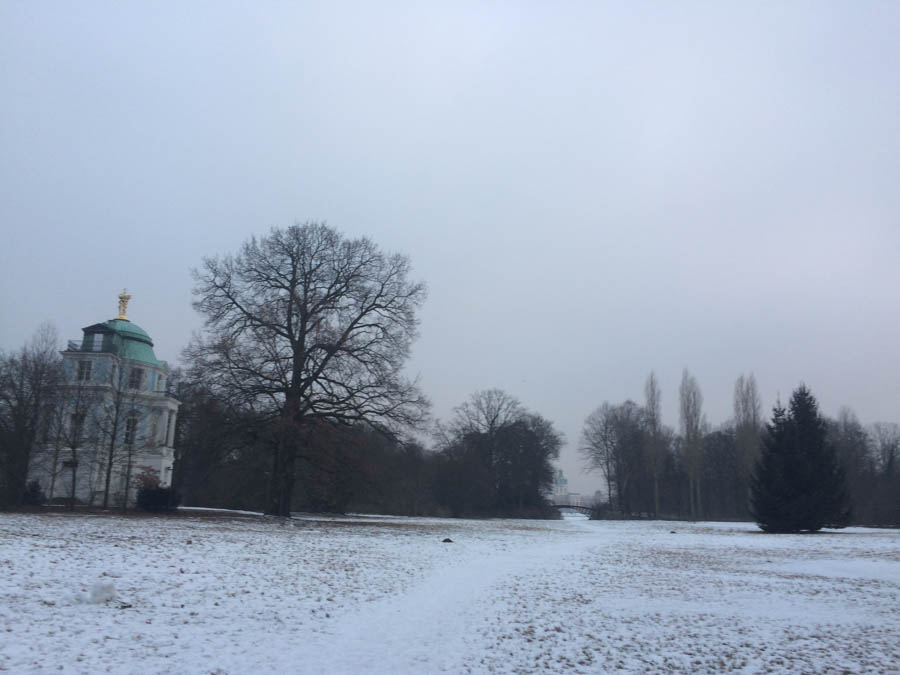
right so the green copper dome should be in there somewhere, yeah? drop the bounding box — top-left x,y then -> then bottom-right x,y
105,319 -> 152,342
102,319 -> 161,366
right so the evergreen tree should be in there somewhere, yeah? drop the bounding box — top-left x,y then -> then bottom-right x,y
751,385 -> 850,532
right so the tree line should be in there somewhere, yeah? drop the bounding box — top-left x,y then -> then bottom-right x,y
581,371 -> 899,527
172,383 -> 561,518
2,223 -> 897,526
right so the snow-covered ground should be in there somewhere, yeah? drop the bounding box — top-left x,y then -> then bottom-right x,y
1,512 -> 898,673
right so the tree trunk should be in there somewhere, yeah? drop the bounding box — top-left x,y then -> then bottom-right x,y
266,439 -> 292,517
266,400 -> 302,517
653,475 -> 659,518
48,443 -> 60,501
68,456 -> 77,511
103,453 -> 114,508
688,475 -> 695,520
121,445 -> 134,511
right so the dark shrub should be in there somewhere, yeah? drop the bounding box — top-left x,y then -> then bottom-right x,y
136,486 -> 181,512
23,480 -> 46,506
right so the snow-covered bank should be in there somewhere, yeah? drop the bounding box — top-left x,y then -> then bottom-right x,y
1,513 -> 897,673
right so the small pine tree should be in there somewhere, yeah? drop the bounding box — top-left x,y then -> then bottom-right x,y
751,385 -> 850,533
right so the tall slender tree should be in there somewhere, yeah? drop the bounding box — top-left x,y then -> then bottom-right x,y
643,371 -> 663,516
580,403 -> 618,508
733,373 -> 762,515
679,369 -> 704,519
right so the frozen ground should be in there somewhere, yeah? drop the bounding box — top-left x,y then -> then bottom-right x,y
1,512 -> 898,674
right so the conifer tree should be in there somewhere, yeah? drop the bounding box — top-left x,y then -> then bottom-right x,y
751,385 -> 850,532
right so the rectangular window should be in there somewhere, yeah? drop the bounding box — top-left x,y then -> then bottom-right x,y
166,411 -> 175,447
91,334 -> 103,351
128,368 -> 144,389
71,413 -> 85,441
149,412 -> 161,444
77,360 -> 92,382
124,416 -> 138,446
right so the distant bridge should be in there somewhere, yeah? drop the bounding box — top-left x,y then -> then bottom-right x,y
552,504 -> 599,517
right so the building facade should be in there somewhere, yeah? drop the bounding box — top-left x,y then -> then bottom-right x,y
548,468 -> 586,506
29,291 -> 180,506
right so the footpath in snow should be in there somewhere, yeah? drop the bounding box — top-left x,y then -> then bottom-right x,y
1,511 -> 898,673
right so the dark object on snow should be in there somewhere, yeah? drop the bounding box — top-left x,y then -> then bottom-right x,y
442,537 -> 453,543
22,480 -> 46,506
751,385 -> 850,533
136,486 -> 181,512
669,530 -> 676,534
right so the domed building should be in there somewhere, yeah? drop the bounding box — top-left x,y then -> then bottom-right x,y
30,291 -> 180,506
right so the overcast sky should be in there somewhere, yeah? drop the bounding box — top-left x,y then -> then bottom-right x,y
3,2 -> 899,494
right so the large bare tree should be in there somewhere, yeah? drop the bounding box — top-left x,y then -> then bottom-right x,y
187,223 -> 428,516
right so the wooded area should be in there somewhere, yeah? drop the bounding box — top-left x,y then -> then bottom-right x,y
581,372 -> 898,527
2,225 -> 898,525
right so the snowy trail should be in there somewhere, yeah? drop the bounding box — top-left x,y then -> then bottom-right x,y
2,513 -> 899,673
303,521 -> 600,673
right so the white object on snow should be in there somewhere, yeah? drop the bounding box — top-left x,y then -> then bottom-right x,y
89,581 -> 116,604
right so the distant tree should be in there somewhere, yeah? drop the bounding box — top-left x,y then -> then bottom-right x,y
452,389 -> 524,439
702,426 -> 740,518
643,372 -> 663,516
581,400 -> 645,516
826,409 -> 875,523
733,373 -> 761,516
449,388 -> 524,501
751,385 -> 850,533
435,390 -> 561,517
580,403 -> 618,507
869,422 -> 899,476
868,422 -> 900,526
393,441 -> 433,517
433,432 -> 494,517
679,369 -> 704,519
172,381 -> 248,507
494,414 -> 562,512
186,223 -> 429,516
0,325 -> 61,507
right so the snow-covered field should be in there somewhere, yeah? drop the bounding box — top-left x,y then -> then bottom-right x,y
1,511 -> 898,674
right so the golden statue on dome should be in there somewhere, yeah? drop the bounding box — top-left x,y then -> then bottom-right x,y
117,288 -> 131,320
